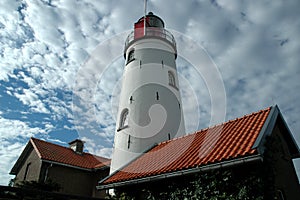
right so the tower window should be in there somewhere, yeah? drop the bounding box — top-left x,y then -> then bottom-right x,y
130,96 -> 134,104
128,135 -> 131,149
168,71 -> 176,88
118,108 -> 129,131
127,49 -> 135,64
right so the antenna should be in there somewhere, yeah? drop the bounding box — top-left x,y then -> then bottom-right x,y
144,0 -> 147,36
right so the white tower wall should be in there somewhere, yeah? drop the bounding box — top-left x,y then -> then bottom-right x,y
110,14 -> 185,175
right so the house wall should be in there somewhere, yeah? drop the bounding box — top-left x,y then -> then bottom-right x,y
14,148 -> 42,185
265,124 -> 300,199
46,164 -> 108,198
91,168 -> 110,198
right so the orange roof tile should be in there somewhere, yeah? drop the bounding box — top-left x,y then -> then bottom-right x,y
101,107 -> 271,185
31,138 -> 110,170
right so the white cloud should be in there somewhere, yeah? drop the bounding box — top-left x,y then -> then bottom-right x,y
0,140 -> 26,185
0,116 -> 55,185
0,117 -> 47,140
14,89 -> 49,114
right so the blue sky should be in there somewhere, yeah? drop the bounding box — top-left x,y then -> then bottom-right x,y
1,0 -> 300,185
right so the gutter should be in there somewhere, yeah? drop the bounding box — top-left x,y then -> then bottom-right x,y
97,154 -> 262,190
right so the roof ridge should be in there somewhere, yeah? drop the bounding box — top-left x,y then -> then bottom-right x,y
159,106 -> 272,145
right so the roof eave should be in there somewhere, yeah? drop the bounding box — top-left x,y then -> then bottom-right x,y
252,105 -> 278,154
277,109 -> 300,158
42,159 -> 109,172
252,105 -> 300,158
94,164 -> 110,171
97,154 -> 263,190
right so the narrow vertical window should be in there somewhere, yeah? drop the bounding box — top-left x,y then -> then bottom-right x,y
118,108 -> 129,131
156,92 -> 159,100
168,71 -> 176,87
127,135 -> 131,149
24,163 -> 31,181
168,133 -> 171,140
127,49 -> 135,64
130,96 -> 134,104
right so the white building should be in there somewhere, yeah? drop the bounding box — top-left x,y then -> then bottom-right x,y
110,12 -> 185,175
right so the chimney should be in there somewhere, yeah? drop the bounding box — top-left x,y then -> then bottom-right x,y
69,139 -> 84,154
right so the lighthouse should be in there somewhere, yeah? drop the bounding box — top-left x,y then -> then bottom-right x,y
110,12 -> 185,174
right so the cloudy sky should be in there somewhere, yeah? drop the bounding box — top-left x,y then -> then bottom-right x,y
1,0 -> 300,185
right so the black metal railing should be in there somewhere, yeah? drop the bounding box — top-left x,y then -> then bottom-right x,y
124,28 -> 176,53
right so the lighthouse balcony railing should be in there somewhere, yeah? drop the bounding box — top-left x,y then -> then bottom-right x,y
124,28 -> 177,54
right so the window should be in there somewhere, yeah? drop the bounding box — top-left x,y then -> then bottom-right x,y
168,71 -> 176,87
24,162 -> 31,181
130,96 -> 134,104
128,135 -> 131,149
127,49 -> 135,64
118,108 -> 129,131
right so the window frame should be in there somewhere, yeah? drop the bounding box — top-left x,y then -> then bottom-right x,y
168,70 -> 178,89
117,108 -> 129,131
126,49 -> 135,65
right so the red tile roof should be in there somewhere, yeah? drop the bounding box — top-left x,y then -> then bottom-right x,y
102,107 -> 271,185
31,138 -> 110,170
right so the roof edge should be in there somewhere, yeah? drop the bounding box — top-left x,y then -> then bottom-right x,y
30,137 -> 43,158
277,108 -> 300,157
42,159 -> 98,171
252,105 -> 278,152
9,141 -> 34,175
97,155 -> 263,190
252,105 -> 300,157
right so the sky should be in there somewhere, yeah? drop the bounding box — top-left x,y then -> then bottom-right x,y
1,0 -> 300,185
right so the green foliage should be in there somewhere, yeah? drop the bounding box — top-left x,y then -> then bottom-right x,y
114,167 -> 264,200
8,178 -> 16,187
16,179 -> 61,192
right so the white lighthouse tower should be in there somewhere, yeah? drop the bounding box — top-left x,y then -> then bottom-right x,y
110,12 -> 185,174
